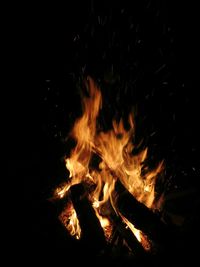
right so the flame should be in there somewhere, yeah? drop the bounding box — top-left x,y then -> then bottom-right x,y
54,76 -> 164,248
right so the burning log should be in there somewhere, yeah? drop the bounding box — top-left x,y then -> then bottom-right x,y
115,181 -> 171,246
70,183 -> 148,258
98,200 -> 150,257
110,215 -> 147,258
70,183 -> 107,252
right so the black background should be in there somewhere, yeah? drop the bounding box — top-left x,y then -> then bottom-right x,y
9,0 -> 200,266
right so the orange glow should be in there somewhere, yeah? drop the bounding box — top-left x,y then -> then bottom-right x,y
59,202 -> 81,240
54,77 -> 164,248
94,211 -> 113,240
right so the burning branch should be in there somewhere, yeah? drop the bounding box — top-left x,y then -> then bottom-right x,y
115,180 -> 169,246
70,183 -> 107,252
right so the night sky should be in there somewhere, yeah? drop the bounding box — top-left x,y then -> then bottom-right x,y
11,1 -> 200,265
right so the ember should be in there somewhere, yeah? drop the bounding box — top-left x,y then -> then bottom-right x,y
52,76 -> 165,257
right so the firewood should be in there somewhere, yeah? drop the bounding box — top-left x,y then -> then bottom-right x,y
70,183 -> 107,251
115,181 -> 171,246
110,214 -> 147,257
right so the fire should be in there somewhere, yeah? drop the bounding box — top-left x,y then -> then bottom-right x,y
54,77 -> 164,250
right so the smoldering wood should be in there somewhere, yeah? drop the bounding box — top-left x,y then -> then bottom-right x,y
70,184 -> 147,257
110,215 -> 148,258
99,200 -> 148,257
70,183 -> 107,251
115,181 -> 172,246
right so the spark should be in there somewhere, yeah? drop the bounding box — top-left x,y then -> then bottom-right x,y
150,132 -> 156,137
154,64 -> 166,74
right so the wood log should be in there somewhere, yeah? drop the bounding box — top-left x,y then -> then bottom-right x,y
98,200 -> 148,257
115,181 -> 172,246
110,214 -> 147,258
70,183 -> 107,252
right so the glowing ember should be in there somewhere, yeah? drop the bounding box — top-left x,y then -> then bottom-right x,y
59,202 -> 81,240
54,76 -> 164,249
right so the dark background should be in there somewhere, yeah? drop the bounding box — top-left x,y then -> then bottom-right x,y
9,0 -> 199,265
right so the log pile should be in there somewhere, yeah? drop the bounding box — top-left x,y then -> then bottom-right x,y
63,181 -> 176,261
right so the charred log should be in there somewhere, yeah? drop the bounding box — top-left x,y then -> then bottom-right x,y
70,183 -> 107,252
111,215 -> 147,258
115,181 -> 172,246
99,200 -> 149,258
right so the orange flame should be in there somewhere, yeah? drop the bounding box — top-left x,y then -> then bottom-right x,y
54,77 -> 164,247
